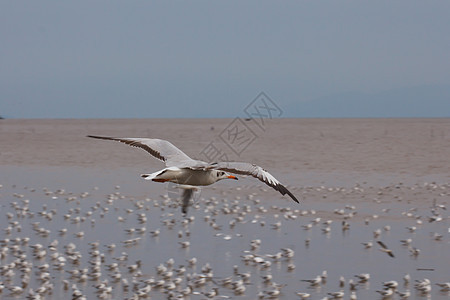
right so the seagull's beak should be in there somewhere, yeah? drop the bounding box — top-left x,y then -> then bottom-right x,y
228,175 -> 238,180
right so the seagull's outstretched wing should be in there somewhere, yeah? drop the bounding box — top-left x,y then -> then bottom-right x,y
376,240 -> 388,249
209,162 -> 299,203
87,136 -> 194,167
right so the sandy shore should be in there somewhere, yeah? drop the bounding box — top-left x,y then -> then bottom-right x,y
1,118 -> 449,183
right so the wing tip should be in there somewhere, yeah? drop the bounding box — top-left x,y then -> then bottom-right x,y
277,184 -> 299,203
87,135 -> 115,140
287,191 -> 300,203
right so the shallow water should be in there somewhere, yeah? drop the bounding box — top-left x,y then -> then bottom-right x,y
0,166 -> 449,299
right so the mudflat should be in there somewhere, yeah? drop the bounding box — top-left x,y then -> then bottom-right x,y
0,118 -> 449,299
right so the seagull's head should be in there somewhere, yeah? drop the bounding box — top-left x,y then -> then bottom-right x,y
214,170 -> 238,181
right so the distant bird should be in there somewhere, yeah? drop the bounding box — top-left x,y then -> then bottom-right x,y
348,279 -> 358,290
432,232 -> 443,241
436,282 -> 450,291
362,241 -> 373,249
400,239 -> 412,246
415,278 -> 431,293
339,276 -> 345,287
376,288 -> 394,297
301,275 -> 322,286
408,246 -> 420,256
150,229 -> 160,237
396,290 -> 411,298
377,241 -> 395,258
179,241 -> 190,248
354,273 -> 370,283
328,290 -> 345,298
87,136 -> 299,213
383,280 -> 398,289
296,292 -> 310,299
403,274 -> 411,285
406,226 -> 417,233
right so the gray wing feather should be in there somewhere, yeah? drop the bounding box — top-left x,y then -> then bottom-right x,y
377,240 -> 388,249
87,136 -> 194,167
209,162 -> 299,203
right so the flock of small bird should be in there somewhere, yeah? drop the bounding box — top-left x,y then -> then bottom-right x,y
0,180 -> 449,299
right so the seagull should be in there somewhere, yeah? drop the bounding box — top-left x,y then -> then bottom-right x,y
376,288 -> 394,297
436,282 -> 450,291
383,280 -> 398,289
87,136 -> 299,213
396,290 -> 411,298
301,275 -> 322,286
377,240 -> 395,258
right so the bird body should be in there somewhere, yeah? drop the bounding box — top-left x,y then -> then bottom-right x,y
142,167 -> 235,186
328,290 -> 344,298
383,280 -> 398,289
301,275 -> 322,286
436,282 -> 450,291
355,273 -> 370,282
376,288 -> 394,297
397,290 -> 410,298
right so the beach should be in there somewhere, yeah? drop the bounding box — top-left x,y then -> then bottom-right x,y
0,118 -> 449,299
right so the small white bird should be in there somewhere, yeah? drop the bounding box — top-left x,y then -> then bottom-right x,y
376,288 -> 394,297
397,290 -> 411,298
296,292 -> 310,299
383,280 -> 398,289
436,282 -> 450,291
301,275 -> 322,286
400,238 -> 412,246
415,278 -> 431,289
403,274 -> 411,285
362,241 -> 373,249
406,226 -> 417,232
348,279 -> 358,290
355,273 -> 370,283
408,246 -> 420,256
339,276 -> 345,287
150,229 -> 160,237
203,287 -> 219,298
328,290 -> 344,298
179,241 -> 190,248
417,284 -> 431,293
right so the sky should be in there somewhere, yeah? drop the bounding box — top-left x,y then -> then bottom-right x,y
1,1 -> 450,118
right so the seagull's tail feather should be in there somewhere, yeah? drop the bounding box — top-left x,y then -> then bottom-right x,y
141,170 -> 163,181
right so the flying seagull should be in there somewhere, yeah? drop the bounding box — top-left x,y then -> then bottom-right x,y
87,136 -> 298,212
377,240 -> 395,258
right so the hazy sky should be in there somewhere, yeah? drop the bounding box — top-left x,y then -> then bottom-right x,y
1,1 -> 450,118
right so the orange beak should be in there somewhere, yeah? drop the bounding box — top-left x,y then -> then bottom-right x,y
228,175 -> 238,180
